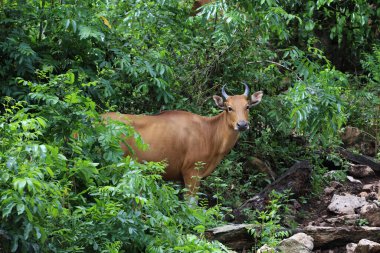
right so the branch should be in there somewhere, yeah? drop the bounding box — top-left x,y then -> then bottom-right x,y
252,60 -> 303,81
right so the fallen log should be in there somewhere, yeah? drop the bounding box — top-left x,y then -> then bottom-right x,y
297,225 -> 380,249
233,161 -> 312,222
338,148 -> 380,172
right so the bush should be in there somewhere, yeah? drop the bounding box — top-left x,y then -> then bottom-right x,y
0,73 -> 227,252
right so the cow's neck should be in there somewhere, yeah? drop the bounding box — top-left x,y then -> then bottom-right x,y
209,111 -> 239,155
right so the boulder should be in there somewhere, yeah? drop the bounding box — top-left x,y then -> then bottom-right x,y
355,239 -> 380,253
349,164 -> 375,178
277,233 -> 314,253
328,194 -> 368,215
338,148 -> 380,172
205,224 -> 257,251
325,214 -> 360,226
363,181 -> 380,193
360,204 -> 380,226
347,243 -> 358,253
340,126 -> 378,157
297,226 -> 380,248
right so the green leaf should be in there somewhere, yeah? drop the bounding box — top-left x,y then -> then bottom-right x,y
2,203 -> 16,218
13,178 -> 27,193
305,20 -> 315,31
16,203 -> 25,215
24,223 -> 33,240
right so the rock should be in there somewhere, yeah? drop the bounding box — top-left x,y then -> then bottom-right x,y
330,181 -> 343,189
324,187 -> 335,195
340,126 -> 378,157
338,148 -> 380,172
361,204 -> 378,214
341,126 -> 361,145
297,226 -> 380,248
363,184 -> 374,192
359,192 -> 369,198
325,214 -> 360,226
328,194 -> 368,215
205,224 -> 257,251
290,232 -> 314,250
360,204 -> 380,226
347,243 -> 358,253
366,192 -> 378,201
355,239 -> 380,253
257,244 -> 276,253
349,164 -> 375,178
347,176 -> 363,184
277,233 -> 314,253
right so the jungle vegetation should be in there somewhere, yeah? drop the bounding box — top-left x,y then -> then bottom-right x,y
0,0 -> 379,252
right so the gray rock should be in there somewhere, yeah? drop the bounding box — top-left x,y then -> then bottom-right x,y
324,186 -> 335,195
355,239 -> 380,253
277,233 -> 314,253
366,192 -> 379,201
349,164 -> 375,178
325,214 -> 360,226
330,181 -> 343,189
297,226 -> 380,248
328,194 -> 368,215
359,192 -> 369,198
347,243 -> 358,253
205,223 -> 257,251
347,176 -> 363,184
362,184 -> 374,192
360,204 -> 380,226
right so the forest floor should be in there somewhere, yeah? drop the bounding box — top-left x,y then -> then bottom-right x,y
295,163 -> 380,252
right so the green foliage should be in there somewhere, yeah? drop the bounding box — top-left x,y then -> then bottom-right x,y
0,74 -> 226,252
203,150 -> 275,208
285,68 -> 348,146
348,45 -> 380,137
357,218 -> 369,226
1,0 -> 379,251
248,190 -> 291,249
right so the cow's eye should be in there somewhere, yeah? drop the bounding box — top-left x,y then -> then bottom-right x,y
227,106 -> 233,112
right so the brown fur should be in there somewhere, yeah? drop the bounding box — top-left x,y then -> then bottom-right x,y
102,91 -> 263,194
191,0 -> 213,15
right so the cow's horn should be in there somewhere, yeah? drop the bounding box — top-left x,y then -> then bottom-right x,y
222,85 -> 229,99
243,83 -> 249,97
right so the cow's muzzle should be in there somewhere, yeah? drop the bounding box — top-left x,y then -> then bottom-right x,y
236,120 -> 249,131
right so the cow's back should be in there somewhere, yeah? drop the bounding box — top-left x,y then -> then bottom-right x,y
101,111 -> 209,181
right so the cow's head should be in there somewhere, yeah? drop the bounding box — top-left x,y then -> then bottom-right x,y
213,84 -> 263,132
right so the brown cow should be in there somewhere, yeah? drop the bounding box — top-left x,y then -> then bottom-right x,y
102,85 -> 263,196
192,0 -> 213,14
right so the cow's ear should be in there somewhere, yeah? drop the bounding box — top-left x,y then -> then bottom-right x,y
213,95 -> 226,110
249,91 -> 263,108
